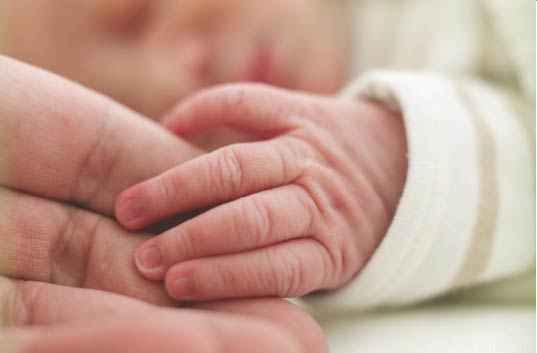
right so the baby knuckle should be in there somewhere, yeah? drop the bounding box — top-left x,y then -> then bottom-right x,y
213,147 -> 244,196
272,251 -> 306,297
238,198 -> 270,247
213,264 -> 241,295
158,174 -> 180,207
273,142 -> 297,181
314,237 -> 345,288
294,191 -> 318,235
298,126 -> 345,169
339,240 -> 362,282
294,176 -> 326,215
166,228 -> 195,261
303,160 -> 332,181
296,165 -> 347,226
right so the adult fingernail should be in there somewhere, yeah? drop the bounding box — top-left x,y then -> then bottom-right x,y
137,245 -> 164,271
118,197 -> 146,224
169,277 -> 196,299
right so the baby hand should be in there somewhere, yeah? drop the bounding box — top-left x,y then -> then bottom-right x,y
115,84 -> 407,301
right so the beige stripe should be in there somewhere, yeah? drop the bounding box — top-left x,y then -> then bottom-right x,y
505,93 -> 536,264
451,83 -> 499,288
505,92 -> 535,156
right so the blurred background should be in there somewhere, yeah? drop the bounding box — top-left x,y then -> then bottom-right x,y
0,0 -> 348,118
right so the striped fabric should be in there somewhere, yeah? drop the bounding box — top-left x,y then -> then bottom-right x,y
303,0 -> 535,312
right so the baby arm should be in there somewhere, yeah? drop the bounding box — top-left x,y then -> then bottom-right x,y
115,84 -> 407,301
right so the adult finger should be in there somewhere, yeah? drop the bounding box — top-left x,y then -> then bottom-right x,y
6,309 -> 303,353
195,298 -> 329,353
0,187 -> 172,305
164,239 -> 335,301
0,279 -> 325,353
0,277 -> 152,327
115,136 -> 315,229
134,185 -> 318,279
0,55 -> 202,216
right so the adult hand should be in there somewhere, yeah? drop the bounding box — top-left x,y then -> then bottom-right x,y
0,55 -> 202,215
0,56 -> 328,353
0,279 -> 326,353
0,54 -> 203,304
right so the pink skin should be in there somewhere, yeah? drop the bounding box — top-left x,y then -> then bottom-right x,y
116,84 -> 408,301
1,281 -> 325,353
0,56 -> 327,353
3,0 -> 347,118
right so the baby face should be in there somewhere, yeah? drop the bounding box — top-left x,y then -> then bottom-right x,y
2,0 -> 348,117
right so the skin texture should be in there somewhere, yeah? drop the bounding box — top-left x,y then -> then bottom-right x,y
116,84 -> 408,301
0,56 -> 328,353
0,282 -> 325,353
1,0 -> 347,118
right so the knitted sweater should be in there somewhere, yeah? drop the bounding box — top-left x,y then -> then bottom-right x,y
304,0 -> 535,312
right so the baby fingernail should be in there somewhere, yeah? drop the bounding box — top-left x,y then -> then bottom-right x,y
118,197 -> 146,224
137,245 -> 164,271
169,277 -> 196,299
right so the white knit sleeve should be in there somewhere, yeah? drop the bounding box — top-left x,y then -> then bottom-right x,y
301,70 -> 535,312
